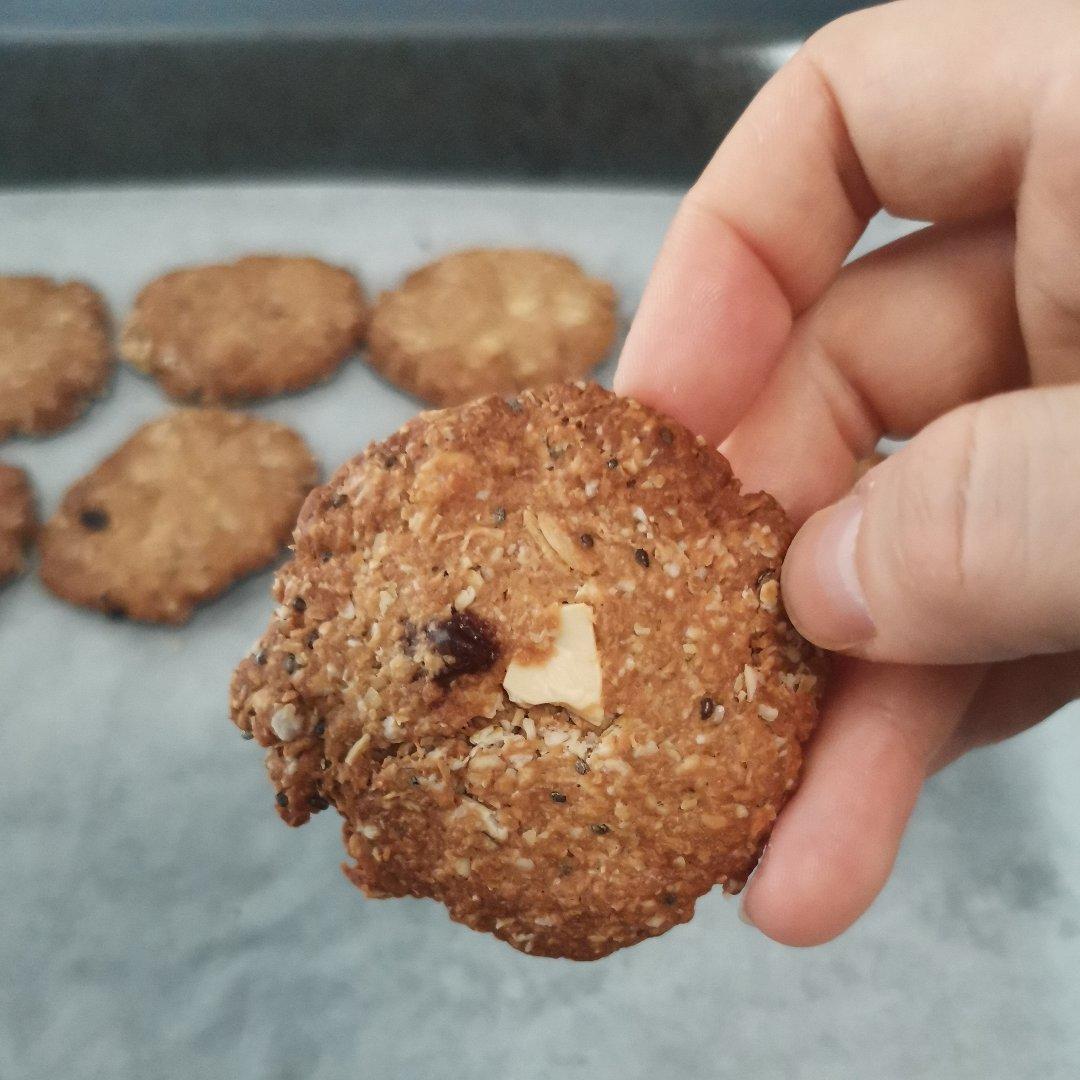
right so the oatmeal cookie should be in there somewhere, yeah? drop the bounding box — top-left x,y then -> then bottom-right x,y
0,463 -> 36,584
120,255 -> 368,402
231,383 -> 824,958
40,409 -> 317,623
367,248 -> 616,405
0,276 -> 112,439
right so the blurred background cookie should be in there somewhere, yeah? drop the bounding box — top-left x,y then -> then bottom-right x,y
120,255 -> 368,403
367,248 -> 616,405
40,408 -> 318,623
0,462 -> 36,584
231,382 -> 823,959
0,276 -> 112,440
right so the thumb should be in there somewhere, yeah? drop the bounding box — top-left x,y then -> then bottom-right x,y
780,385 -> 1080,664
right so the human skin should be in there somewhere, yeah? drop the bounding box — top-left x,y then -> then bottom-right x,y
615,0 -> 1080,945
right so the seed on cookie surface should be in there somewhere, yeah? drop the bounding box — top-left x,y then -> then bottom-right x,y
229,382 -> 824,960
39,408 -> 317,624
366,248 -> 616,406
120,255 -> 368,403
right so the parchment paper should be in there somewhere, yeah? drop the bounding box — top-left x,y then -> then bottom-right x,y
1,182 -> 1076,1080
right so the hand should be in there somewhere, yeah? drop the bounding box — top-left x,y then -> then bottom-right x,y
615,0 -> 1080,945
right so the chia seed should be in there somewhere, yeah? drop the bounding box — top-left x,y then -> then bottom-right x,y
700,696 -> 715,720
634,548 -> 650,568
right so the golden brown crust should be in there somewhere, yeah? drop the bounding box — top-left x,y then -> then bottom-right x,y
0,463 -> 36,584
230,383 -> 824,959
40,409 -> 318,624
120,255 -> 368,403
367,248 -> 616,405
0,276 -> 112,439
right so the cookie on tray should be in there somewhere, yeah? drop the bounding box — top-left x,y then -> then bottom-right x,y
367,248 -> 616,405
120,256 -> 368,403
0,463 -> 36,584
0,276 -> 112,440
40,409 -> 318,624
230,382 -> 824,960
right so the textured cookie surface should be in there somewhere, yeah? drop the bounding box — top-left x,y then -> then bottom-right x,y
120,256 -> 368,403
0,463 -> 36,584
0,276 -> 112,439
40,409 -> 317,623
230,383 -> 824,959
367,249 -> 616,405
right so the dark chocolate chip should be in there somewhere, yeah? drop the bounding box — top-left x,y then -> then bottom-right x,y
79,507 -> 109,531
634,548 -> 651,568
426,610 -> 500,687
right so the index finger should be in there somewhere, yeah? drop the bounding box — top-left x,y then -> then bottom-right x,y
615,0 -> 1061,442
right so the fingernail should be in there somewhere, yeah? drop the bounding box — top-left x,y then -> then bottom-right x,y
785,493 -> 875,650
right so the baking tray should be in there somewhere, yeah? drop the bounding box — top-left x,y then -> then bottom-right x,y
2,21 -> 1079,1080
0,24 -> 798,188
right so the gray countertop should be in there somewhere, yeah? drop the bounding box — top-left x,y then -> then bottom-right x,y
1,180 -> 1077,1080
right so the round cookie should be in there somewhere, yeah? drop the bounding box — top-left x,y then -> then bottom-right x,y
230,383 -> 825,960
120,256 -> 368,403
0,463 -> 36,585
0,276 -> 112,440
40,409 -> 318,624
367,248 -> 617,405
